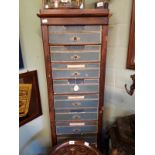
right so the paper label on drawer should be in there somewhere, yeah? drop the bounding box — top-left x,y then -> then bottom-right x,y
69,123 -> 85,126
69,141 -> 75,145
74,85 -> 80,92
84,142 -> 89,146
61,0 -> 69,2
42,19 -> 48,23
67,65 -> 85,69
45,4 -> 49,8
68,96 -> 85,100
97,2 -> 104,7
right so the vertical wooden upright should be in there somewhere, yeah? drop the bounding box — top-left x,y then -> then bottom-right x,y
98,25 -> 109,149
41,25 -> 57,145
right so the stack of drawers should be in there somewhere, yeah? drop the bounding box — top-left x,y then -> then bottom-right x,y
49,25 -> 102,144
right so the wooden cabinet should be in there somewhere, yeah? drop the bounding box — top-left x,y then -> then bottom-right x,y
38,8 -> 109,150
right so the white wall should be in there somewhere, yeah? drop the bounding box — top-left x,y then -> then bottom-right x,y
19,0 -> 51,155
103,0 -> 135,124
19,0 -> 135,154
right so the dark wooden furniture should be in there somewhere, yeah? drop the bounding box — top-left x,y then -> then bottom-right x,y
38,7 -> 109,150
126,0 -> 135,70
109,115 -> 135,155
47,140 -> 102,155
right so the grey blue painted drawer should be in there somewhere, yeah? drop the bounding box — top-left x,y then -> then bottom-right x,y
54,94 -> 99,109
53,79 -> 99,84
53,79 -> 99,94
50,45 -> 101,62
57,134 -> 97,144
54,98 -> 99,109
55,109 -> 98,121
49,32 -> 101,44
52,63 -> 100,79
56,125 -> 97,135
56,121 -> 97,126
52,63 -> 99,69
54,94 -> 99,100
49,25 -> 102,32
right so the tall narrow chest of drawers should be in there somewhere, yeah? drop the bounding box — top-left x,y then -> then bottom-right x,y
38,8 -> 109,150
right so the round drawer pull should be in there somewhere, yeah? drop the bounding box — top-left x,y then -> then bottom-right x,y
72,102 -> 81,106
72,115 -> 81,120
73,128 -> 81,133
70,36 -> 80,42
74,37 -> 77,41
72,72 -> 80,76
73,85 -> 80,92
71,55 -> 80,61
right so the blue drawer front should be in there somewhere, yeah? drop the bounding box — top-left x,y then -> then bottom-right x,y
53,84 -> 99,94
50,45 -> 101,62
49,25 -> 102,32
49,32 -> 101,45
52,63 -> 100,79
56,125 -> 97,135
52,69 -> 100,79
51,51 -> 100,62
55,112 -> 98,121
50,45 -> 101,52
54,94 -> 99,100
54,99 -> 99,109
52,63 -> 100,69
53,79 -> 99,85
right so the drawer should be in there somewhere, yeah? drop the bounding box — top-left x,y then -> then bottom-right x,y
50,45 -> 101,62
55,109 -> 98,121
54,98 -> 99,109
52,63 -> 100,79
49,32 -> 101,45
49,25 -> 102,32
56,125 -> 97,135
54,94 -> 99,100
57,134 -> 97,144
52,63 -> 99,69
53,79 -> 99,94
56,121 -> 97,135
56,121 -> 97,126
54,94 -> 99,109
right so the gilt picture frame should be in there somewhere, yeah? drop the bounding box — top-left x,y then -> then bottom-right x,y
19,70 -> 42,127
126,0 -> 135,70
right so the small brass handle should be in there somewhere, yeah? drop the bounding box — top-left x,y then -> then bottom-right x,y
73,128 -> 81,133
71,55 -> 80,60
72,72 -> 80,76
72,115 -> 81,120
72,102 -> 81,106
70,36 -> 80,42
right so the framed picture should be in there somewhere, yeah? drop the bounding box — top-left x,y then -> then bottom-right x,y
45,0 -> 85,9
126,0 -> 135,70
19,70 -> 42,127
19,41 -> 24,69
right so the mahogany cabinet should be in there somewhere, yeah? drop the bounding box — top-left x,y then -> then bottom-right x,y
38,7 -> 109,150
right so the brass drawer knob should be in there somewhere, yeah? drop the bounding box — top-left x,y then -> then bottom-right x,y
70,36 -> 80,42
72,102 -> 81,106
72,115 -> 81,120
72,72 -> 80,76
73,128 -> 81,133
71,55 -> 80,60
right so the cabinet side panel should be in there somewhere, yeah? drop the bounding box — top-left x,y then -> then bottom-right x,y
41,25 -> 57,145
98,25 -> 109,149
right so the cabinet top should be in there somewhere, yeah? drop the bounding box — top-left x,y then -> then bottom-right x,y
37,9 -> 109,18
